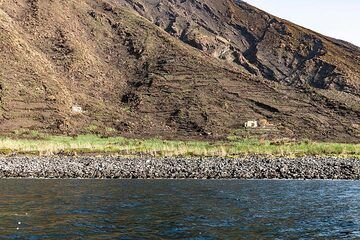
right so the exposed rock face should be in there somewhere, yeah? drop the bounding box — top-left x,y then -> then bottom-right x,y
124,0 -> 360,90
0,156 -> 359,179
0,0 -> 359,142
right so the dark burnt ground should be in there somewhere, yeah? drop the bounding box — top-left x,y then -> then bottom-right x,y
0,0 -> 359,142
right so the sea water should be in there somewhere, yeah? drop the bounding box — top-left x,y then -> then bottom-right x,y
0,180 -> 359,239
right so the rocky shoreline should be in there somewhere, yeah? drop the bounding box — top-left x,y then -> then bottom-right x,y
0,156 -> 359,179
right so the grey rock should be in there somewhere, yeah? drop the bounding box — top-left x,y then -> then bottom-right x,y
0,156 -> 358,179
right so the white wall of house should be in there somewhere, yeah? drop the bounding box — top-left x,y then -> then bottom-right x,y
245,121 -> 258,128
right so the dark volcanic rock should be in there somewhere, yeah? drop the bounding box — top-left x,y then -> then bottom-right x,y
0,156 -> 358,179
0,0 -> 359,142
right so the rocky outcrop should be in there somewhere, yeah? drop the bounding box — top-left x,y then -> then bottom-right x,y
125,0 -> 360,92
0,156 -> 359,179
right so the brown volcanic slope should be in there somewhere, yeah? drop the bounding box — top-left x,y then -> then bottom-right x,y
0,0 -> 359,142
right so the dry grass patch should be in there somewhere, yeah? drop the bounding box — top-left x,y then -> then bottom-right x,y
0,135 -> 358,157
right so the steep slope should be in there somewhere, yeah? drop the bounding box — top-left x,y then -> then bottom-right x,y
121,0 -> 360,91
0,0 -> 359,142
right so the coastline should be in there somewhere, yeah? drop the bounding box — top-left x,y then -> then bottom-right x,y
0,156 -> 359,180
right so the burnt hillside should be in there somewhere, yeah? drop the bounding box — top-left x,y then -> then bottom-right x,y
0,0 -> 359,142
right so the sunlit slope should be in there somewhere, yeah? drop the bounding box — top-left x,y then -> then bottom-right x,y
0,0 -> 358,142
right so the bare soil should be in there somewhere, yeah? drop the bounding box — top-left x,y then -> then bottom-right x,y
0,0 -> 359,142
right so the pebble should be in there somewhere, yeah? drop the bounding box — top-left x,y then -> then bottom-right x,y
0,156 -> 358,179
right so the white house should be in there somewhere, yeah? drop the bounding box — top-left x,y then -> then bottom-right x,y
245,120 -> 258,128
72,105 -> 83,114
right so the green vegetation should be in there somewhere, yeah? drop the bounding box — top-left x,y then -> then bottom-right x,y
0,134 -> 358,157
85,124 -> 99,132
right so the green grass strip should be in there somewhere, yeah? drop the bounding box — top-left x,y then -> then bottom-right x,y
0,135 -> 358,157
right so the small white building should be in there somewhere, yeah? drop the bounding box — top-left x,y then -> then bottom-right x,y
245,120 -> 258,128
72,105 -> 83,114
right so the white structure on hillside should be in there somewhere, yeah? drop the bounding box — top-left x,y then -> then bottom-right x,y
245,120 -> 258,128
72,105 -> 83,114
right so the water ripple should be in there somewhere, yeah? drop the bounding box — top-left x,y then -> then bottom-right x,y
0,180 -> 358,239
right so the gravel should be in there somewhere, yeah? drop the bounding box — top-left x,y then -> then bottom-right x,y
0,156 -> 359,179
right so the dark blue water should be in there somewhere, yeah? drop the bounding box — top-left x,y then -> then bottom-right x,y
0,180 -> 359,239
